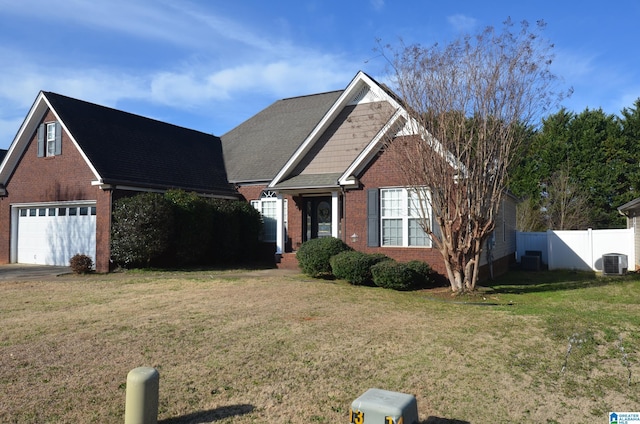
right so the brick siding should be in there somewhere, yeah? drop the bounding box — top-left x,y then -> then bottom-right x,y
0,110 -> 112,272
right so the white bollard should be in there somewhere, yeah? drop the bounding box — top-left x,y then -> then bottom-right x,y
124,367 -> 159,424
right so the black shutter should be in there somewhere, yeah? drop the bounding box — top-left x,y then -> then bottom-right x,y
37,123 -> 45,157
54,123 -> 62,155
367,189 -> 380,247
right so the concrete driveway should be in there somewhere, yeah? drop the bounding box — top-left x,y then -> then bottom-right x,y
0,264 -> 71,281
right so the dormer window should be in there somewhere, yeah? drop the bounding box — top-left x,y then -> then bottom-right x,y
37,122 -> 61,157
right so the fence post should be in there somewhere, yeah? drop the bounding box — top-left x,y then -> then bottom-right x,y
124,367 -> 159,424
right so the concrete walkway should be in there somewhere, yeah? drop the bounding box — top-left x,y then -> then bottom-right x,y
0,264 -> 71,281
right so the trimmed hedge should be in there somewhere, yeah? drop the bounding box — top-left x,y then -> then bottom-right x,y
406,260 -> 433,288
165,190 -> 215,265
111,193 -> 174,267
111,190 -> 263,268
371,260 -> 417,290
296,237 -> 352,277
330,251 -> 389,285
209,199 -> 262,264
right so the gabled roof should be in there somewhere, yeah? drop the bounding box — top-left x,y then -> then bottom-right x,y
618,197 -> 640,214
219,71 -> 410,192
220,90 -> 343,183
270,71 -> 407,190
0,92 -> 237,197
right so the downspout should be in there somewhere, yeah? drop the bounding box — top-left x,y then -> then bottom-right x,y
106,188 -> 113,273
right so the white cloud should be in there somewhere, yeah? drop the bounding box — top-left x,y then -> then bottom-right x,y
616,89 -> 640,113
371,0 -> 384,11
0,117 -> 24,147
0,60 -> 146,109
149,56 -> 355,107
0,0 -> 208,49
447,14 -> 478,33
551,48 -> 596,81
0,1 -> 362,146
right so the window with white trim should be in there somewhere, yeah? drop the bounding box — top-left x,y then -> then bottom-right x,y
38,121 -> 61,157
380,187 -> 431,247
46,123 -> 56,156
251,191 -> 286,242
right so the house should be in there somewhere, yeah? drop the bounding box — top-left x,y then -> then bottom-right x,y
0,91 -> 237,272
222,71 -> 517,277
617,197 -> 640,270
0,71 -> 517,278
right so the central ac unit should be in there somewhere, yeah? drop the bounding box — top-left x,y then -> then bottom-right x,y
602,253 -> 628,275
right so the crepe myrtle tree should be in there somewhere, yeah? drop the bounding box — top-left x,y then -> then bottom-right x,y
380,19 -> 567,292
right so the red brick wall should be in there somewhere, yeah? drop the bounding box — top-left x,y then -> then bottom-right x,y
344,149 -> 448,275
0,110 -> 112,272
289,196 -> 304,250
236,185 -> 266,202
344,147 -> 514,282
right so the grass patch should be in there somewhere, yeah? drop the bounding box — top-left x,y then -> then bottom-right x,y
0,268 -> 639,423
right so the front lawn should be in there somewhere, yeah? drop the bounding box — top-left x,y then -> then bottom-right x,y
0,269 -> 638,423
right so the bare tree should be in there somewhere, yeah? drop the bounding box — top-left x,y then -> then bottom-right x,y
545,169 -> 591,230
516,196 -> 546,232
381,19 -> 566,292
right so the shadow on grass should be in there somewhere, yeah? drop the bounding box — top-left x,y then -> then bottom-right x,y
486,269 -> 639,295
423,417 -> 471,424
159,404 -> 254,423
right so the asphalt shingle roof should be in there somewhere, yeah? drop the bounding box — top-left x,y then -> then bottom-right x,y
273,173 -> 343,189
220,90 -> 344,183
44,92 -> 236,197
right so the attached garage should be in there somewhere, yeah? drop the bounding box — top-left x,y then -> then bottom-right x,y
12,202 -> 96,266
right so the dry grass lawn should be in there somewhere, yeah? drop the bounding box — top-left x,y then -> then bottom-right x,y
1,268 -> 639,423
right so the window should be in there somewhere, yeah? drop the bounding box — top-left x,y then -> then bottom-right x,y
380,188 -> 431,247
46,123 -> 56,156
38,122 -> 61,157
251,191 -> 286,242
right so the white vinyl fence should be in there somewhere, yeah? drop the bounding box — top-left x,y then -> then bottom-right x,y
516,228 -> 635,272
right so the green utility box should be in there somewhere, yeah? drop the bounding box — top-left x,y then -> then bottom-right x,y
350,388 -> 418,424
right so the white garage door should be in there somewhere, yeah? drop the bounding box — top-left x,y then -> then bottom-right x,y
16,203 -> 96,266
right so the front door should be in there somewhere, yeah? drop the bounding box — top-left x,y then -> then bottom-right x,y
305,197 -> 332,241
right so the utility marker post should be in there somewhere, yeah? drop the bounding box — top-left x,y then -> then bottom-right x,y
124,367 -> 159,424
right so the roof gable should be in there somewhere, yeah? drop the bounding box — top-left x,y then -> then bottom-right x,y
220,90 -> 343,183
0,92 -> 236,197
270,71 -> 408,189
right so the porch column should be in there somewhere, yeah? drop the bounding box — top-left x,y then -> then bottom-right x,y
276,195 -> 285,254
331,191 -> 339,238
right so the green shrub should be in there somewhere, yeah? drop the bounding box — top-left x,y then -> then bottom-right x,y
69,254 -> 93,274
164,190 -> 215,265
296,237 -> 352,277
111,193 -> 174,267
209,199 -> 262,264
371,260 -> 417,290
330,251 -> 389,285
406,260 -> 433,287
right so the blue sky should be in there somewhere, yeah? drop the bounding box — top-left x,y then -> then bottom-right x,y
0,0 -> 639,149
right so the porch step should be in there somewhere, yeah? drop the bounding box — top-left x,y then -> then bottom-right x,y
277,252 -> 300,270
